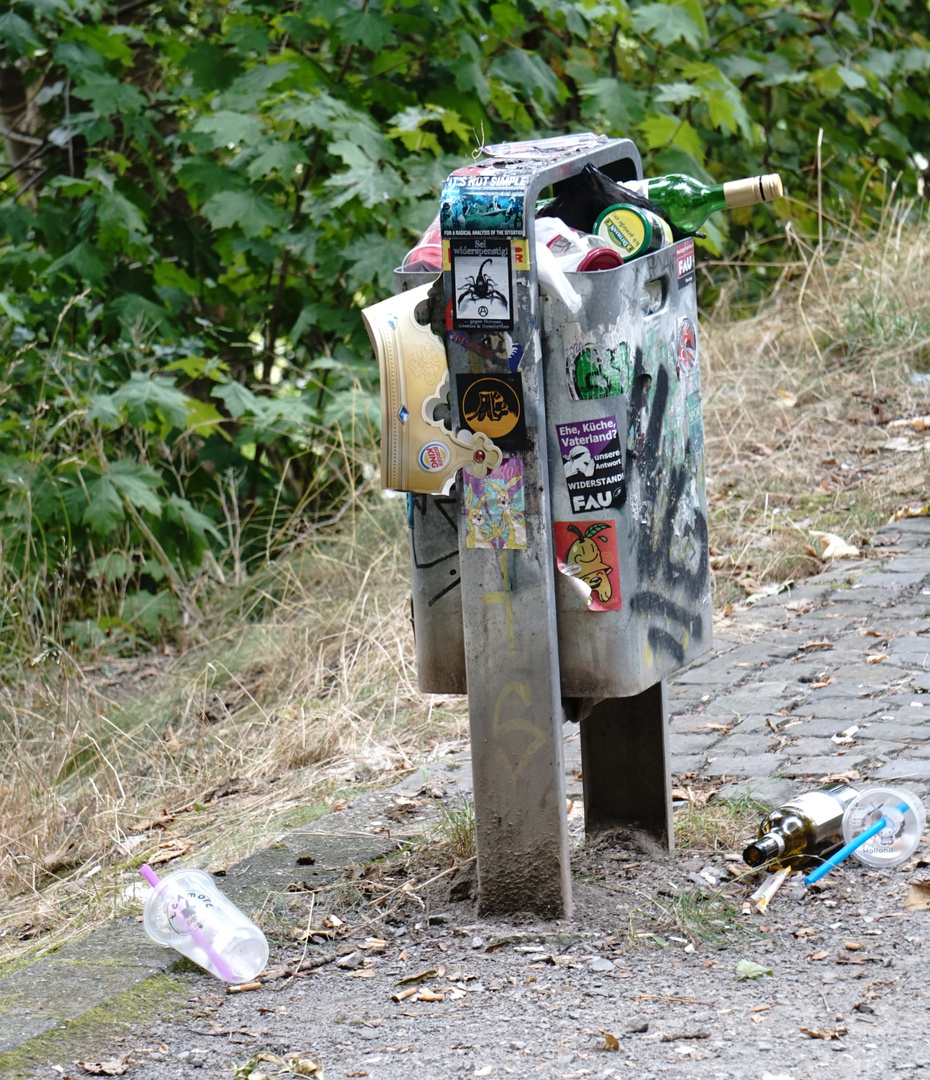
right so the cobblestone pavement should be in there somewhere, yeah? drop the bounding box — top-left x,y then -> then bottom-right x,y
1,517 -> 928,1075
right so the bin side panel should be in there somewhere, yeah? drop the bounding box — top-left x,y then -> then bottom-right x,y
406,493 -> 467,694
542,239 -> 712,697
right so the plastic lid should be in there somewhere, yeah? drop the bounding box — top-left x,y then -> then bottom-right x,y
576,247 -> 624,271
841,786 -> 926,869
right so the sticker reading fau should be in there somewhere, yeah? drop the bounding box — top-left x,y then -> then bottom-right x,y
449,235 -> 513,330
419,442 -> 450,472
461,457 -> 527,550
554,520 -> 622,611
456,372 -> 527,451
676,237 -> 695,288
556,416 -> 625,514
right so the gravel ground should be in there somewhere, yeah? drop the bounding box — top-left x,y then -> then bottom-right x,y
31,806 -> 930,1080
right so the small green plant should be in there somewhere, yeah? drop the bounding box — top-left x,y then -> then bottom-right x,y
628,885 -> 758,951
433,796 -> 477,863
673,787 -> 768,855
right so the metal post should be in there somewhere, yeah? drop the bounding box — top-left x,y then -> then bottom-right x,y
579,681 -> 674,848
439,136 -> 643,916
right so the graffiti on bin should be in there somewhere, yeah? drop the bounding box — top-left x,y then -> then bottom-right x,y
625,333 -> 709,665
408,494 -> 460,608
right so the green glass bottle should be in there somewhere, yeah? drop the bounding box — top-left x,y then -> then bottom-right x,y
624,173 -> 784,234
742,781 -> 860,870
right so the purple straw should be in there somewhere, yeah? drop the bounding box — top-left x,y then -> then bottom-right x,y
140,864 -> 240,982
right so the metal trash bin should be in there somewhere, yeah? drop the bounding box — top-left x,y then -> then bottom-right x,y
391,136 -> 711,700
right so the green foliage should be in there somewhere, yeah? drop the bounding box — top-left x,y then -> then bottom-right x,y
0,0 -> 928,651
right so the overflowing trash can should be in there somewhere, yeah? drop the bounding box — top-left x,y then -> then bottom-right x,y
368,133 -> 712,700
361,131 -> 776,915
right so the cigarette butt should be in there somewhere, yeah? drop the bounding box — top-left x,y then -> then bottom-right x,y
391,986 -> 419,1002
226,981 -> 262,994
749,867 -> 792,913
416,990 -> 445,1002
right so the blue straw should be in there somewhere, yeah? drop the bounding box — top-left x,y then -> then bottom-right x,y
804,800 -> 910,886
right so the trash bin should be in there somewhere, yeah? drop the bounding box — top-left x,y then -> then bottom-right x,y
375,133 -> 711,698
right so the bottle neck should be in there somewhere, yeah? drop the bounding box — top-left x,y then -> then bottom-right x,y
743,832 -> 785,868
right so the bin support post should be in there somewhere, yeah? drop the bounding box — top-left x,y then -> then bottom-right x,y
579,681 -> 674,850
455,429 -> 573,921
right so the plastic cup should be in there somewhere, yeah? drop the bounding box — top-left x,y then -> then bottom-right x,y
141,866 -> 268,983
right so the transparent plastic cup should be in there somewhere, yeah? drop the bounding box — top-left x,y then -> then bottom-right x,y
141,865 -> 268,983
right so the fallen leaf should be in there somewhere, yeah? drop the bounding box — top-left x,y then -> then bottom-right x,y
289,1059 -> 323,1077
807,950 -> 829,961
330,799 -> 349,812
148,839 -> 193,865
905,882 -> 930,910
798,639 -> 833,651
890,503 -> 929,522
888,414 -> 930,430
598,1029 -> 620,1051
734,959 -> 773,981
800,1026 -> 848,1040
75,1055 -> 131,1076
394,966 -> 439,986
810,530 -> 859,560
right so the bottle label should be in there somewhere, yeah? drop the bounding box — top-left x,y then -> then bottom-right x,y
784,791 -> 843,826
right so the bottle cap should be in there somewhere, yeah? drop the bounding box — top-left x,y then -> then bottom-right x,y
576,247 -> 624,271
724,174 -> 784,208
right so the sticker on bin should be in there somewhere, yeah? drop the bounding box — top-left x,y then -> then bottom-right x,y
461,458 -> 527,550
556,416 -> 625,515
447,328 -> 524,373
687,391 -> 704,454
441,169 -> 527,237
554,520 -> 622,611
561,319 -> 632,401
456,372 -> 527,451
449,236 -> 514,329
676,238 -> 695,288
677,317 -> 697,375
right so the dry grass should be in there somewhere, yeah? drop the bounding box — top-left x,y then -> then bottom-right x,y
1,213 -> 929,973
0,500 -> 468,971
701,215 -> 930,606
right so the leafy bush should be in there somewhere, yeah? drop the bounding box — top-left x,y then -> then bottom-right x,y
0,0 -> 927,650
